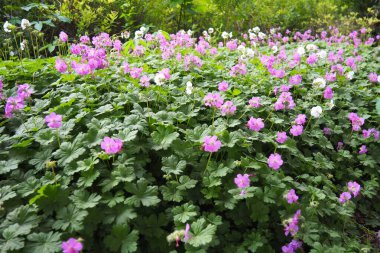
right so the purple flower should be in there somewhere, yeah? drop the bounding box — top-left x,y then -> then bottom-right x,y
368,72 -> 378,83
55,58 -> 68,73
323,127 -> 332,135
339,192 -> 351,203
130,67 -> 143,79
247,117 -> 264,131
276,131 -> 288,144
248,97 -> 261,108
286,189 -> 299,204
306,53 -> 318,65
290,125 -> 303,136
268,153 -> 283,170
101,137 -> 123,154
282,239 -> 302,253
325,72 -> 336,82
294,114 -> 306,125
362,128 -> 379,140
184,223 -> 190,242
289,74 -> 302,85
348,113 -> 365,131
45,112 -> 63,129
17,83 -> 33,100
274,92 -> 296,111
204,93 -> 224,109
347,181 -> 361,197
203,135 -> 222,153
62,238 -> 83,253
358,145 -> 367,154
234,174 -> 250,188
4,96 -> 24,118
284,210 -> 301,237
220,101 -> 236,116
59,31 -> 68,42
337,141 -> 344,150
139,75 -> 150,87
323,86 -> 334,99
218,81 -> 229,92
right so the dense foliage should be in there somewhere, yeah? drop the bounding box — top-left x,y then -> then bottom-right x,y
1,0 -> 379,54
0,27 -> 380,253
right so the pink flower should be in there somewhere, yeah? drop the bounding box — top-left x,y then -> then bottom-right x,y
290,125 -> 303,136
184,223 -> 191,242
159,68 -> 171,80
4,96 -> 24,118
248,97 -> 261,108
325,72 -> 336,82
234,174 -> 250,188
362,128 -> 379,140
368,72 -> 378,83
348,113 -> 365,131
218,81 -> 229,92
62,238 -> 83,253
220,101 -> 236,116
59,31 -> 68,42
294,114 -> 306,125
358,145 -> 367,154
276,131 -> 288,143
289,75 -> 302,85
323,127 -> 332,135
44,112 -> 63,129
113,39 -> 122,51
73,63 -> 91,76
347,181 -> 361,197
247,117 -> 264,131
282,240 -> 302,253
130,67 -> 143,79
123,62 -> 130,74
140,75 -> 150,87
17,83 -> 33,100
203,135 -> 222,153
55,58 -> 68,73
80,35 -> 90,44
101,137 -> 123,154
230,62 -> 247,77
286,189 -> 299,204
284,210 -> 301,237
274,92 -> 296,111
306,53 -> 318,65
268,153 -> 283,170
204,93 -> 224,108
323,86 -> 334,99
339,192 -> 351,204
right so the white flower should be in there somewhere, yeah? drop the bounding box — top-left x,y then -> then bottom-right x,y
185,81 -> 193,94
246,48 -> 255,58
270,28 -> 276,35
3,21 -> 11,33
154,73 -> 165,86
229,32 -> 232,38
296,46 -> 305,56
208,28 -> 214,34
20,40 -> 26,51
306,44 -> 318,51
249,32 -> 257,40
21,19 -> 30,30
313,78 -> 326,88
327,99 -> 335,110
258,32 -> 266,39
134,30 -> 144,39
237,45 -> 245,52
140,26 -> 147,33
310,106 -> 323,118
187,29 -> 193,36
317,50 -> 327,59
121,31 -> 130,39
221,31 -> 229,39
272,45 -> 278,53
377,76 -> 380,83
9,51 -> 14,56
239,54 -> 248,62
346,71 -> 354,80
252,26 -> 260,33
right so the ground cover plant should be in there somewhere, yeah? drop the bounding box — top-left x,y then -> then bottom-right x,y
0,25 -> 380,253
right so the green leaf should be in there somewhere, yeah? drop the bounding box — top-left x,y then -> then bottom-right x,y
125,179 -> 160,207
0,159 -> 20,175
54,136 -> 86,166
162,155 -> 186,175
376,98 -> 380,115
172,203 -> 198,223
52,204 -> 88,232
25,232 -> 61,253
0,224 -> 27,252
151,126 -> 179,150
104,225 -> 139,253
70,190 -> 101,209
188,218 -> 217,247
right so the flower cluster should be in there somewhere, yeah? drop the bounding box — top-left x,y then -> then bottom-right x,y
339,181 -> 361,204
4,83 -> 33,118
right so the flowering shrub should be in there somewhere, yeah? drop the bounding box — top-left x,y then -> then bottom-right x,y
0,26 -> 379,253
